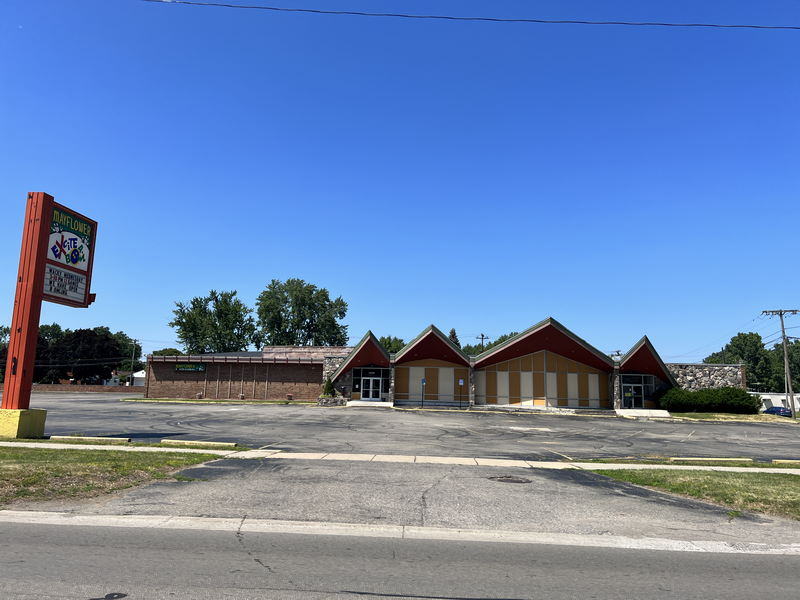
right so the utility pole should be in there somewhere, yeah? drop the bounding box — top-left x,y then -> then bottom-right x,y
129,339 -> 138,386
762,310 -> 798,419
476,334 -> 490,351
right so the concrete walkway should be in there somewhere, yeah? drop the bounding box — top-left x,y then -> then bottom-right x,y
3,441 -> 799,474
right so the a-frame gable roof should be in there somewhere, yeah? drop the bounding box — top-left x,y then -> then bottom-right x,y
393,325 -> 470,367
331,331 -> 390,381
473,317 -> 615,372
619,335 -> 677,386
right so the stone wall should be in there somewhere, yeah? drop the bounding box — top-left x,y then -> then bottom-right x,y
146,361 -> 325,400
666,363 -> 746,391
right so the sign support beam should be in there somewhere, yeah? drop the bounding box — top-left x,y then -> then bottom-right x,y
2,193 -> 54,411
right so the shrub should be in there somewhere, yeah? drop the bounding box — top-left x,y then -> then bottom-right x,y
659,387 -> 760,414
321,377 -> 335,397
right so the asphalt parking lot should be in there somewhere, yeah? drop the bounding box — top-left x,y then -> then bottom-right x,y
22,392 -> 800,460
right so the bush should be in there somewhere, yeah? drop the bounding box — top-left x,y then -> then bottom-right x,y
659,387 -> 760,414
321,377 -> 335,397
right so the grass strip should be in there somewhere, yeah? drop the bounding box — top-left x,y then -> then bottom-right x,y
0,446 -> 218,506
581,458 -> 799,468
595,469 -> 800,520
0,437 -> 248,451
670,412 -> 797,423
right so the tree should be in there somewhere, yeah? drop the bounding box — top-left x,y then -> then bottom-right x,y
152,347 -> 183,356
170,290 -> 259,353
0,325 -> 8,383
378,336 -> 405,354
462,331 -> 519,356
256,279 -> 348,346
448,328 -> 460,348
48,328 -> 124,384
93,327 -> 144,372
704,332 -> 774,390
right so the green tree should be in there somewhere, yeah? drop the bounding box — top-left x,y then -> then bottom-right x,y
764,339 -> 800,393
378,336 -> 405,354
704,332 -> 774,391
256,279 -> 347,346
152,347 -> 183,356
448,328 -> 461,348
49,328 -> 124,384
93,327 -> 144,372
0,325 -> 9,383
170,290 -> 259,353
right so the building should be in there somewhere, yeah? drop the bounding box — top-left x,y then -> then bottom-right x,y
146,316 -> 746,409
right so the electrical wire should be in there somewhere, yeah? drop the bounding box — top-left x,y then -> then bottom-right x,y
142,0 -> 800,31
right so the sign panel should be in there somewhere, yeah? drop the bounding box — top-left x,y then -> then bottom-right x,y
175,363 -> 206,372
42,202 -> 97,307
43,264 -> 87,304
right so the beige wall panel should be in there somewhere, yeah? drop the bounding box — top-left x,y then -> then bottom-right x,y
567,373 -> 579,399
520,355 -> 533,371
508,358 -> 521,372
533,372 -> 545,397
509,371 -> 520,402
546,372 -> 557,399
439,367 -> 455,401
588,373 -> 599,399
578,373 -> 589,399
401,359 -> 466,368
455,368 -> 469,404
532,352 -> 544,371
424,368 -> 439,399
520,372 -> 533,400
410,367 -> 425,398
474,370 -> 486,404
394,367 -> 409,395
497,371 -> 509,404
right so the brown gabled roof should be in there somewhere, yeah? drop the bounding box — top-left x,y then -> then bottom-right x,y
330,332 -> 390,381
619,336 -> 677,385
393,325 -> 470,367
473,317 -> 614,371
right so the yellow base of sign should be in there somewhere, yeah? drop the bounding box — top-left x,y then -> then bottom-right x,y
0,409 -> 47,438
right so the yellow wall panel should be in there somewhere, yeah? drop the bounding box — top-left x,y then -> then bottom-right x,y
579,398 -> 589,407
509,371 -> 520,401
533,352 -> 544,371
424,368 -> 439,399
557,372 -> 567,399
496,361 -> 509,372
394,367 -> 409,394
508,358 -> 521,372
401,359 -> 465,368
533,372 -> 545,397
578,373 -> 589,399
486,371 -> 497,397
520,355 -> 533,371
534,398 -> 547,407
600,378 -> 609,401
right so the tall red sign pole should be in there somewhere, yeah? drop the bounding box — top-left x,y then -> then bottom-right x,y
2,192 -> 97,437
2,193 -> 53,413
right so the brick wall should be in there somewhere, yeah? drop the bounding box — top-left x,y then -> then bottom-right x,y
146,362 -> 325,400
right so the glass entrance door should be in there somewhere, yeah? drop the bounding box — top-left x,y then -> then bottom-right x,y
622,384 -> 644,409
362,378 -> 382,400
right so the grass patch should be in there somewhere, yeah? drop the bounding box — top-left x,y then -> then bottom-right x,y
0,446 -> 218,506
0,437 -> 249,450
580,458 -> 799,468
671,412 -> 796,423
594,469 -> 800,520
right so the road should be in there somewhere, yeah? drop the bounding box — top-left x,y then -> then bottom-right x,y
1,521 -> 798,600
26,392 -> 800,460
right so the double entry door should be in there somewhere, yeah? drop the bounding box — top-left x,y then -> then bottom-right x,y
622,384 -> 644,409
361,377 -> 383,400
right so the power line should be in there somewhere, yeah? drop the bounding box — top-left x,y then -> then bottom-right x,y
142,0 -> 800,31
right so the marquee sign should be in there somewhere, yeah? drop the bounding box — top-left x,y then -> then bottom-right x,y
42,203 -> 97,308
2,192 -> 98,415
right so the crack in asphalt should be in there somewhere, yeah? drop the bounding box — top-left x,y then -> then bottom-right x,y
419,468 -> 453,527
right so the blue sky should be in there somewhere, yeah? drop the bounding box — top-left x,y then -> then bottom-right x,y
1,0 -> 798,360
